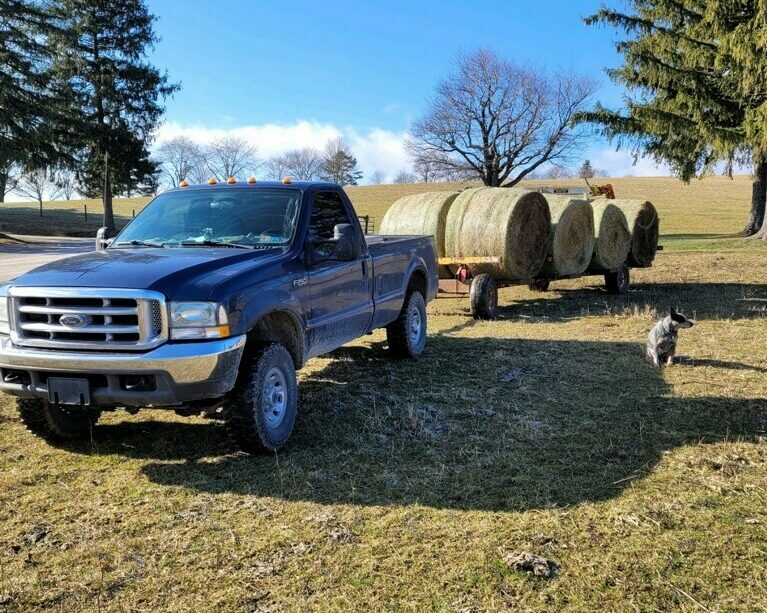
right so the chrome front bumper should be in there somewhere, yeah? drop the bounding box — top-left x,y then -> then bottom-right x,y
0,334 -> 246,407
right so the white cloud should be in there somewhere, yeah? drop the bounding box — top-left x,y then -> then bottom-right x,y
155,120 -> 410,184
585,147 -> 670,177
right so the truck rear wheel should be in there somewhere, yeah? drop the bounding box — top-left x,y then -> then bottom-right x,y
470,274 -> 499,320
224,343 -> 298,454
17,398 -> 100,441
386,290 -> 427,358
605,263 -> 631,295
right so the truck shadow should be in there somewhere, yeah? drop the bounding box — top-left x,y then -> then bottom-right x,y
77,335 -> 766,511
498,282 -> 767,322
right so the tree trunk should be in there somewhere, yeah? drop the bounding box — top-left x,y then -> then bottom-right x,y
744,156 -> 767,236
0,171 -> 6,203
103,170 -> 115,232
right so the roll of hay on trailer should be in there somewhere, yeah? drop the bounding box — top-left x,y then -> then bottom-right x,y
614,199 -> 660,267
588,200 -> 631,272
445,187 -> 551,280
538,195 -> 595,278
380,191 -> 459,277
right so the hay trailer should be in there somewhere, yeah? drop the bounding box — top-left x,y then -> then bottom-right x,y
437,184 -> 661,320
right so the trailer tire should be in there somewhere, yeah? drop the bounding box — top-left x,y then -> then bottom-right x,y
528,279 -> 550,292
386,290 -> 427,359
470,274 -> 499,320
17,398 -> 100,441
605,263 -> 630,295
224,343 -> 298,454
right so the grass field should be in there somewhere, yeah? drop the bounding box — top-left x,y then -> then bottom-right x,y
0,178 -> 766,610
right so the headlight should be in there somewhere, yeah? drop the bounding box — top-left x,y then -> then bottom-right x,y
0,285 -> 9,335
168,301 -> 230,340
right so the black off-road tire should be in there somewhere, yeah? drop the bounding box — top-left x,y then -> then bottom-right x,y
386,290 -> 427,359
605,263 -> 631,295
470,274 -> 499,320
224,343 -> 298,454
17,398 -> 100,441
528,279 -> 550,292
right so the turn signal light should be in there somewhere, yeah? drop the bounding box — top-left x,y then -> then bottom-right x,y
208,177 -> 218,185
227,177 -> 236,184
282,177 -> 293,184
179,179 -> 189,187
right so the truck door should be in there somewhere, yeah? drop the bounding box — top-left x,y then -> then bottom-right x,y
305,190 -> 374,356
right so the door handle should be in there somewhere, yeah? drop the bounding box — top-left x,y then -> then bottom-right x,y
361,260 -> 368,276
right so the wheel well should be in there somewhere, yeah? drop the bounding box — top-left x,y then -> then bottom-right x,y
408,269 -> 427,297
247,311 -> 305,368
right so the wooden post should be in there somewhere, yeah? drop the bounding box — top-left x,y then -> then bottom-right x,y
84,204 -> 88,222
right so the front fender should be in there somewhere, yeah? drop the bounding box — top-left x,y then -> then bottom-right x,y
226,289 -> 305,337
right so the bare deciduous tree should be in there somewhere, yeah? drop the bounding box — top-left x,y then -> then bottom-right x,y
54,169 -> 78,200
18,167 -> 52,205
543,165 -> 576,180
156,136 -> 204,187
409,49 -> 598,187
280,148 -> 324,180
203,136 -> 259,180
264,155 -> 289,181
369,170 -> 386,185
393,170 -> 416,184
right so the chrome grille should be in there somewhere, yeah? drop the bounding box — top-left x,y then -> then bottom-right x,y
9,288 -> 167,351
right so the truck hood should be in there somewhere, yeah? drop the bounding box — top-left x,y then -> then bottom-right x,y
9,247 -> 285,299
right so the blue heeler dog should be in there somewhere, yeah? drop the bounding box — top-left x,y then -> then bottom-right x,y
646,308 -> 695,367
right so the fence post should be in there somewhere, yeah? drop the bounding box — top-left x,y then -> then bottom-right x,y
132,209 -> 135,218
84,204 -> 88,222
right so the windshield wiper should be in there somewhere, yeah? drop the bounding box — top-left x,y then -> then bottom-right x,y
113,240 -> 164,248
179,240 -> 252,249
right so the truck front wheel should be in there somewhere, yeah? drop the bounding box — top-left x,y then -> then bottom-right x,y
17,398 -> 100,441
386,290 -> 427,358
224,343 -> 298,454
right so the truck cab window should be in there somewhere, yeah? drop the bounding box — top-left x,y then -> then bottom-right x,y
309,191 -> 353,256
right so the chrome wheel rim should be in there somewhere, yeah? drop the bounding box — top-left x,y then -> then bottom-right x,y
261,366 -> 288,428
408,302 -> 423,345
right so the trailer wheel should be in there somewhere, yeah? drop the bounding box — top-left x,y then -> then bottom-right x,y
470,274 -> 499,320
528,279 -> 550,292
605,263 -> 630,295
17,398 -> 100,441
224,343 -> 298,454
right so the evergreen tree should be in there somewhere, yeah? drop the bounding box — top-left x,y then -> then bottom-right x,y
579,160 -> 595,179
578,2 -> 767,236
50,0 -> 178,230
320,138 -> 362,186
0,0 -> 70,201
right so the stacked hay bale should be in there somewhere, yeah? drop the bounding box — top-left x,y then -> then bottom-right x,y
537,195 -> 595,278
445,187 -> 551,280
380,191 -> 459,277
588,200 -> 631,272
613,199 -> 660,267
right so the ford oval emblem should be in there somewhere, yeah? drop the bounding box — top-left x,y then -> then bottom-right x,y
59,314 -> 91,328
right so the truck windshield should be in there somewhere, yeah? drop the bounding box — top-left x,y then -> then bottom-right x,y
112,188 -> 303,248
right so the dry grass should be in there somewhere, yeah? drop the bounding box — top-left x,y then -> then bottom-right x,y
1,177 -> 767,610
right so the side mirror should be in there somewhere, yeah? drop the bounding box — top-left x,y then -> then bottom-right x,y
331,224 -> 360,261
95,227 -> 115,251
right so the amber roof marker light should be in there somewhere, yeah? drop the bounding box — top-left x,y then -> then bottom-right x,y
179,179 -> 189,188
207,177 -> 218,185
247,176 -> 257,184
227,177 -> 237,184
282,177 -> 293,185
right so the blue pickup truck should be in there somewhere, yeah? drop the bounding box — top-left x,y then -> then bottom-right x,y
0,180 -> 438,452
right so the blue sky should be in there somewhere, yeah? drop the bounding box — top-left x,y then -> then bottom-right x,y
149,0 -> 666,180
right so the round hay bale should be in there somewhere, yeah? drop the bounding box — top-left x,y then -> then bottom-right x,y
613,199 -> 659,267
538,195 -> 595,278
445,187 -> 551,280
380,191 -> 459,277
588,200 -> 631,272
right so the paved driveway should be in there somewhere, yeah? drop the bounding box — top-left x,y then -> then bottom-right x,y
0,235 -> 91,283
